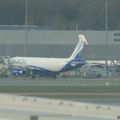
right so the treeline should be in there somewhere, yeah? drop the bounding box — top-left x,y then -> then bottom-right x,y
0,0 -> 120,30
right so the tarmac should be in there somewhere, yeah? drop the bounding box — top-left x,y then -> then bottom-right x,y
0,94 -> 119,120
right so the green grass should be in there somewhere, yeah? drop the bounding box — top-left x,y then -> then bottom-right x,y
0,86 -> 120,93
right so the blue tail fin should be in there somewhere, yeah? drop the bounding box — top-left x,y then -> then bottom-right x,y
69,34 -> 88,60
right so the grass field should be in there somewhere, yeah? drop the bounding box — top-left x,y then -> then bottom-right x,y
0,77 -> 120,101
0,86 -> 120,93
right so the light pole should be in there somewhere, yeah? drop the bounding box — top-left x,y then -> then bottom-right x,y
105,0 -> 108,46
25,0 -> 28,57
76,24 -> 78,31
105,0 -> 109,74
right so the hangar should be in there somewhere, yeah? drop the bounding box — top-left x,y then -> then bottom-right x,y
0,28 -> 120,61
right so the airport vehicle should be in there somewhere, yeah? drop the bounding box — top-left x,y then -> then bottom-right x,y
80,63 -> 107,78
10,34 -> 88,78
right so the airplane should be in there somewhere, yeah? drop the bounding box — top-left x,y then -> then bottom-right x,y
10,34 -> 88,78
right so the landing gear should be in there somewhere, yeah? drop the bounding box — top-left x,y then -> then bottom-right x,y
26,69 -> 36,79
25,68 -> 58,79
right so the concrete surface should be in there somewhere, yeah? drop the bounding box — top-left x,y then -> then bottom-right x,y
0,94 -> 119,120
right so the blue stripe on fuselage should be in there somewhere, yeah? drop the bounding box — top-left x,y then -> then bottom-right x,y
60,57 -> 86,72
26,65 -> 58,77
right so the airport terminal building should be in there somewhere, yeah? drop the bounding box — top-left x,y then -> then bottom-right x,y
0,28 -> 120,61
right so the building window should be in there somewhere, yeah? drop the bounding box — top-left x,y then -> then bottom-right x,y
114,39 -> 120,42
114,33 -> 120,36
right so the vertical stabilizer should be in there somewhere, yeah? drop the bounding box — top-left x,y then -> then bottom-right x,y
69,34 -> 88,60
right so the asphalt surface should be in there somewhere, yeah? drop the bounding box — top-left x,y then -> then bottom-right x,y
0,94 -> 119,120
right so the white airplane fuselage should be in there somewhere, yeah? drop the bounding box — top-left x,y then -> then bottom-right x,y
10,34 -> 88,77
10,57 -> 68,72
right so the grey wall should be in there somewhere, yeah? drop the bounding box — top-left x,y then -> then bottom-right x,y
0,30 -> 120,60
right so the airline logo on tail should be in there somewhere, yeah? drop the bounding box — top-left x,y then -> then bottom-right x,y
79,34 -> 88,46
60,34 -> 88,72
69,34 -> 88,60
